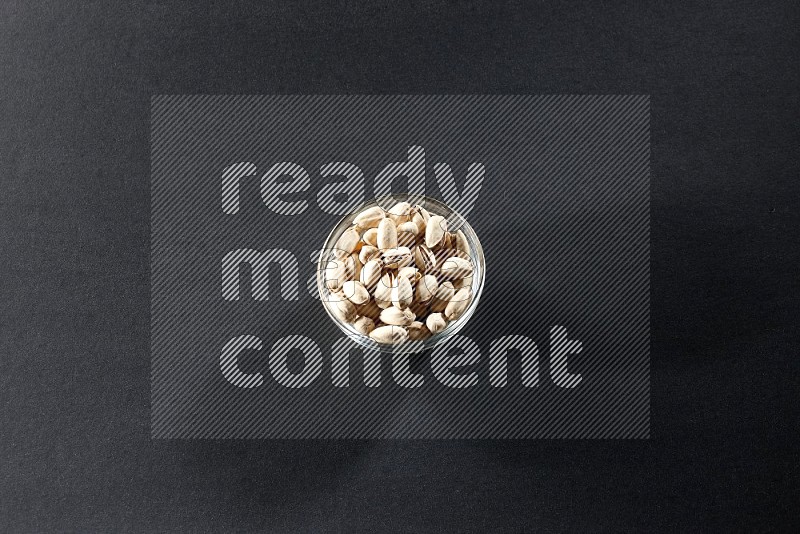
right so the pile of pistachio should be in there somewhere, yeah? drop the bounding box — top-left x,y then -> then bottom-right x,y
323,201 -> 475,345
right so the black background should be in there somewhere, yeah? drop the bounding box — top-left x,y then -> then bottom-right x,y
1,1 -> 797,531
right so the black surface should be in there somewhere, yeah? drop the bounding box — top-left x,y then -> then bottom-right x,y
1,1 -> 797,531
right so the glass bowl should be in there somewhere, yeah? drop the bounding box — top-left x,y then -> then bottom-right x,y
316,194 -> 485,353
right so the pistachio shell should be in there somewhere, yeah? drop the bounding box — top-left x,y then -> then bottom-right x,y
324,258 -> 348,290
335,227 -> 360,255
442,232 -> 453,249
329,292 -> 357,322
425,215 -> 447,248
359,259 -> 382,291
373,272 -> 396,309
377,218 -> 398,250
353,206 -> 385,229
415,205 -> 431,222
454,230 -> 469,253
430,281 -> 455,312
445,287 -> 472,320
430,249 -> 469,282
349,253 -> 362,281
379,306 -> 415,326
411,210 -> 427,236
381,246 -> 412,269
414,244 -> 435,271
352,316 -> 376,336
440,257 -> 473,280
398,266 -> 420,285
397,221 -> 420,235
362,228 -> 379,247
342,280 -> 370,305
426,313 -> 447,334
358,245 -> 380,264
392,275 -> 413,309
370,325 -> 409,345
388,201 -> 412,223
331,248 -> 350,261
415,274 -> 438,303
397,250 -> 414,268
433,248 -> 469,265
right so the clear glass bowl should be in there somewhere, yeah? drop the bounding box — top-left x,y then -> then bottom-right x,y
316,194 -> 485,353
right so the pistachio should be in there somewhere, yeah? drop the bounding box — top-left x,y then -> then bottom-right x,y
445,287 -> 472,321
358,245 -> 380,264
359,259 -> 383,291
387,201 -> 412,224
324,258 -> 348,290
353,206 -> 385,229
430,281 -> 455,312
329,292 -> 357,323
392,275 -> 413,309
352,316 -> 376,336
373,272 -> 396,309
454,230 -> 469,253
362,227 -> 379,247
425,215 -> 447,248
426,312 -> 447,334
382,246 -> 412,269
440,256 -> 473,280
349,252 -> 362,281
397,266 -> 420,285
397,221 -> 420,235
415,274 -> 438,303
370,325 -> 409,345
411,211 -> 427,235
379,306 -> 415,326
414,244 -> 435,271
377,218 -> 398,250
342,280 -> 370,305
335,227 -> 361,255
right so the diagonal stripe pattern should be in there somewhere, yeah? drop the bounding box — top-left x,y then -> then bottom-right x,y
151,95 -> 649,439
